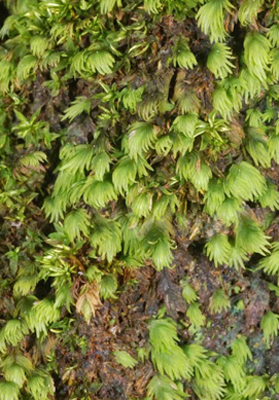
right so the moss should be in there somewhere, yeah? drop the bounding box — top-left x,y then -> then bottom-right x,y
1,0 -> 279,399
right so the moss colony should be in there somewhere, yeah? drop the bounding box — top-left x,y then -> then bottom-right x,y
1,0 -> 279,399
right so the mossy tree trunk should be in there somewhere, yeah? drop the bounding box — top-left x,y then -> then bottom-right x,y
1,1 -> 279,399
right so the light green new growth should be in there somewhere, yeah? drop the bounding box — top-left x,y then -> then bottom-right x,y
114,351 -> 138,368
